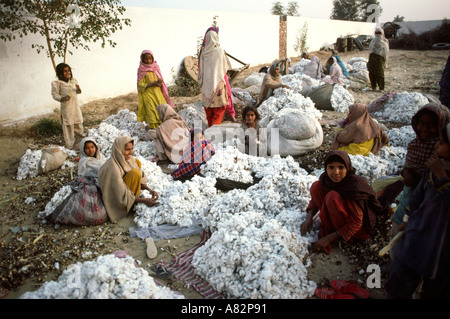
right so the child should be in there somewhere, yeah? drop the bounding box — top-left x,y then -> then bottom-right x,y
171,128 -> 215,182
239,106 -> 266,156
389,103 -> 450,252
137,50 -> 174,129
78,137 -> 105,178
384,123 -> 450,299
51,63 -> 84,149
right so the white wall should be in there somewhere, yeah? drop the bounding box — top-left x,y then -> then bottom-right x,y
0,7 -> 377,124
286,16 -> 377,57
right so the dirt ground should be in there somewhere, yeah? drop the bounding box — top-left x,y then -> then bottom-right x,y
0,48 -> 448,300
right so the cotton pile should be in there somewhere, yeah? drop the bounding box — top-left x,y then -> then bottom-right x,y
20,254 -> 184,299
329,84 -> 355,112
290,58 -> 310,74
16,146 -> 77,180
370,92 -> 429,124
282,73 -> 320,96
258,88 -> 322,123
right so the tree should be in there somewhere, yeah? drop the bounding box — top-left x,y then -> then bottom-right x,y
286,2 -> 300,16
0,0 -> 131,71
330,0 -> 383,22
358,0 -> 382,22
330,0 -> 359,21
271,1 -> 285,15
393,15 -> 405,22
271,1 -> 301,16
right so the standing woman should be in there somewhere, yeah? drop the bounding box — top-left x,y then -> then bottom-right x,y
98,136 -> 159,222
300,151 -> 385,254
137,50 -> 174,129
367,28 -> 390,91
198,27 -> 236,127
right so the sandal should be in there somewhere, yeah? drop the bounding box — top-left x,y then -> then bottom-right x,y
314,287 -> 355,299
145,237 -> 158,259
331,280 -> 370,299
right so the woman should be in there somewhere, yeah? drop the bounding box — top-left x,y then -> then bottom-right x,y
331,103 -> 390,156
137,50 -> 174,129
171,127 -> 215,182
98,136 -> 159,222
147,104 -> 190,164
322,57 -> 346,86
78,137 -> 105,178
258,60 -> 291,106
304,56 -> 323,80
300,151 -> 385,254
367,28 -> 389,91
198,27 -> 236,126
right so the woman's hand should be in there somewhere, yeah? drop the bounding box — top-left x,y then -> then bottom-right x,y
300,210 -> 315,236
76,84 -> 82,94
311,232 -> 339,252
61,96 -> 71,102
426,155 -> 448,179
141,184 -> 159,201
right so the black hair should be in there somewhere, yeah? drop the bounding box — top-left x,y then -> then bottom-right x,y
242,106 -> 261,124
55,63 -> 72,82
325,154 -> 347,169
190,128 -> 204,142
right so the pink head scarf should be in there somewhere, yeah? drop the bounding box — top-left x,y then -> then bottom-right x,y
137,50 -> 174,107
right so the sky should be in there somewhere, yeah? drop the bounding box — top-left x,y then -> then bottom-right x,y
120,0 -> 450,22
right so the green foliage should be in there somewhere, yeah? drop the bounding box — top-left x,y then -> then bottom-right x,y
393,15 -> 405,22
0,0 -> 131,70
330,0 -> 382,22
271,1 -> 300,16
293,22 -> 309,55
33,118 -> 62,137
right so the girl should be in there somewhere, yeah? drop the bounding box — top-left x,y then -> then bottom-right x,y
239,106 -> 266,156
385,123 -> 450,299
98,136 -> 159,222
51,63 -> 84,149
258,60 -> 290,106
389,103 -> 450,254
331,103 -> 390,156
300,150 -> 385,254
198,27 -> 236,126
78,137 -> 105,178
171,127 -> 215,182
367,28 -> 389,91
137,50 -> 174,129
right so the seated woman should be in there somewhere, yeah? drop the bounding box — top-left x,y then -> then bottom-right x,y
304,56 -> 323,80
146,103 -> 190,164
78,137 -> 105,178
331,103 -> 390,156
257,60 -> 290,106
45,137 -> 107,226
98,136 -> 159,223
300,151 -> 385,254
322,57 -> 346,86
171,128 -> 215,182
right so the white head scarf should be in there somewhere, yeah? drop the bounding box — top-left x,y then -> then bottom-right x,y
78,137 -> 105,177
369,27 -> 390,60
198,29 -> 231,107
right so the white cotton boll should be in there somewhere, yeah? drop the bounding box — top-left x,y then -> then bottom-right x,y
25,197 -> 35,205
178,103 -> 207,129
372,92 -> 429,124
16,149 -> 42,180
103,109 -> 148,138
330,85 -> 355,113
20,254 -> 184,299
192,214 -> 317,299
133,175 -> 217,228
38,185 -> 73,219
387,125 -> 415,148
282,73 -> 320,96
88,123 -> 129,158
291,59 -> 310,75
257,88 -> 322,122
243,72 -> 266,87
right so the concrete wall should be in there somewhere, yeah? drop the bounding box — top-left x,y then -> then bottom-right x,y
0,7 -> 377,124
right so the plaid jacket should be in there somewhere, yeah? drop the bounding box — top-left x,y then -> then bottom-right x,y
171,140 -> 215,180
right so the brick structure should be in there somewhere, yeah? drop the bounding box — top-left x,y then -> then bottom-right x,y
279,15 -> 287,60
